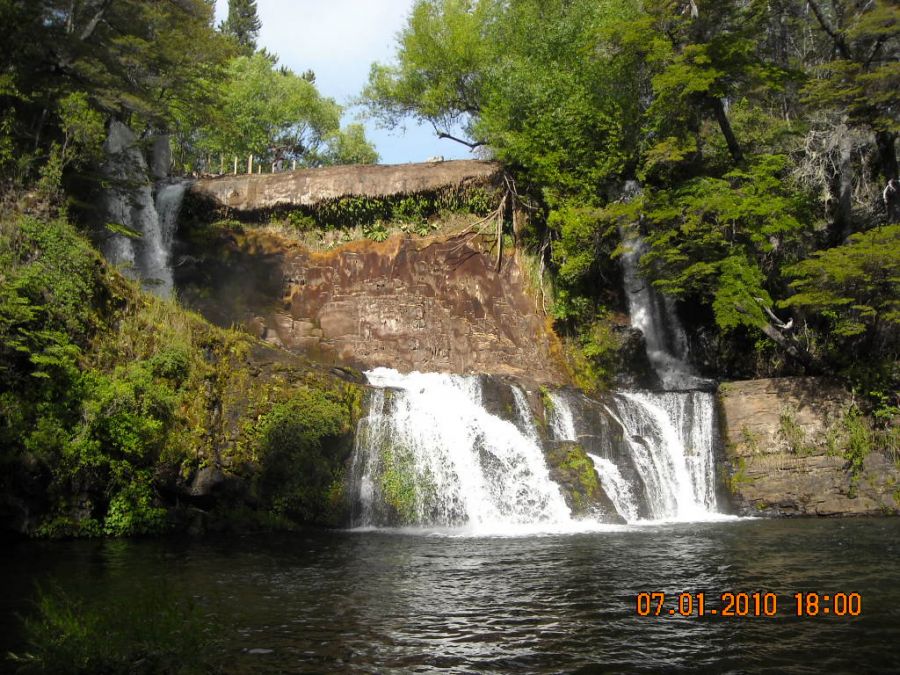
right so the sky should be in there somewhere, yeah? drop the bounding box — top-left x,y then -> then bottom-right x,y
213,0 -> 473,165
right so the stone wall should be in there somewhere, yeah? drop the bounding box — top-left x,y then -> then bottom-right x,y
190,160 -> 502,211
175,228 -> 569,386
269,233 -> 568,385
718,378 -> 900,516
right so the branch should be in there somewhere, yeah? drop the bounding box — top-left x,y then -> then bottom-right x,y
436,131 -> 486,150
735,303 -> 807,364
864,37 -> 885,69
754,297 -> 794,330
806,0 -> 852,60
79,0 -> 112,42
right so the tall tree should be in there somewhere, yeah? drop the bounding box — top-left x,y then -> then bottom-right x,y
221,0 -> 262,54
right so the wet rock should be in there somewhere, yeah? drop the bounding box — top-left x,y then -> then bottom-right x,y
545,441 -> 626,524
718,377 -> 900,516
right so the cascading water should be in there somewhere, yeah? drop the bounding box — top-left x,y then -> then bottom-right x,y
619,227 -> 708,391
545,390 -> 717,521
99,121 -> 189,297
586,454 -> 640,523
350,369 -> 580,533
601,223 -> 723,521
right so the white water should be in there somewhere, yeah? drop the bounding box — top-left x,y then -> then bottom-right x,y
100,121 -> 188,297
612,391 -> 717,520
619,228 -> 709,390
547,392 -> 577,442
587,454 -> 640,522
352,369 -> 575,533
546,389 -> 719,522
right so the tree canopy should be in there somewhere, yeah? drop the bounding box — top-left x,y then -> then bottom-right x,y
364,0 -> 899,393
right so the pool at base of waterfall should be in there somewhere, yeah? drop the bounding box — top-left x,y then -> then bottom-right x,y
3,519 -> 899,673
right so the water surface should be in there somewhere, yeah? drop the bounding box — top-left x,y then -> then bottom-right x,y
2,518 -> 899,673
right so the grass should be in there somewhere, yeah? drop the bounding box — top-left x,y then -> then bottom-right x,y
8,582 -> 222,674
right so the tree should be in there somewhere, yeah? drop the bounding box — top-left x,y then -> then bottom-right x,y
220,0 -> 262,54
325,124 -> 379,165
783,224 -> 900,339
194,54 -> 377,168
0,0 -> 232,183
362,0 -> 493,149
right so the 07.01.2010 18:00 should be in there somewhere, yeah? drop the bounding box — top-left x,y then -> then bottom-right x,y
635,591 -> 862,618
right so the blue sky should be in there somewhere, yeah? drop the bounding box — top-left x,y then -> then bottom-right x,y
213,0 -> 473,165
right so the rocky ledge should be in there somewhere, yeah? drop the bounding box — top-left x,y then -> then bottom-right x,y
718,378 -> 900,516
190,160 -> 502,211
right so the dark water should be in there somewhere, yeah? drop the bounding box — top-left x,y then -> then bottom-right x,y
2,518 -> 900,674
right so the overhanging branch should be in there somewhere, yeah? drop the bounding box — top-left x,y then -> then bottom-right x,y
436,131 -> 486,150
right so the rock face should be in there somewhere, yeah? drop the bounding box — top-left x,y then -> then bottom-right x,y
190,160 -> 502,211
267,233 -> 568,385
718,378 -> 900,516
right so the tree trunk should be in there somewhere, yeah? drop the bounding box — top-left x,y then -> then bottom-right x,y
710,97 -> 744,164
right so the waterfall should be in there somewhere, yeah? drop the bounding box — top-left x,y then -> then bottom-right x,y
99,121 -> 189,297
587,454 -> 640,523
547,392 -> 577,442
610,392 -> 717,519
351,369 -> 578,532
547,389 -> 719,522
619,228 -> 708,391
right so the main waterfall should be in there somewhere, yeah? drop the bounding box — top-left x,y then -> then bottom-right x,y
350,369 -> 578,534
341,220 -> 724,530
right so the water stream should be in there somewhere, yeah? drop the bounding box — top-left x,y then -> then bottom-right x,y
99,121 -> 189,297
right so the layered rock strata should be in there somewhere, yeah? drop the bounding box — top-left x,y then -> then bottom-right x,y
718,378 -> 900,516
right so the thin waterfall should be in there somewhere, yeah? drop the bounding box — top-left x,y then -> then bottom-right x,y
611,222 -> 721,520
547,392 -> 577,442
619,227 -> 708,391
351,369 -> 574,531
587,454 -> 640,522
99,120 -> 189,297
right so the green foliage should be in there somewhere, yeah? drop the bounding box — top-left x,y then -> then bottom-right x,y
220,0 -> 262,54
365,0 -> 898,380
255,389 -> 353,523
10,582 -> 219,674
191,53 -> 377,169
325,123 -> 380,165
103,474 -> 168,537
364,221 -> 390,242
842,406 -> 874,477
779,406 -> 816,456
194,53 -> 341,166
1,213 -> 361,537
783,225 -> 900,337
378,443 -> 421,525
0,1 -> 233,185
271,186 -> 499,231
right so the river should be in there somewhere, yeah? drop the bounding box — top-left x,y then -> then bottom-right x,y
2,518 -> 899,673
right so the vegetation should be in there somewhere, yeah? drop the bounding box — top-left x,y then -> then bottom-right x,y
364,0 -> 899,412
0,213 -> 361,537
220,0 -> 262,54
9,582 -> 219,674
0,0 -> 376,192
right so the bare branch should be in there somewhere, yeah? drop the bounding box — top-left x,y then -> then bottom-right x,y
436,131 -> 486,150
79,0 -> 112,42
806,0 -> 852,59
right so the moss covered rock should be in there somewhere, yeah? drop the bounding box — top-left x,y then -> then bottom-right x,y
544,441 -> 625,524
